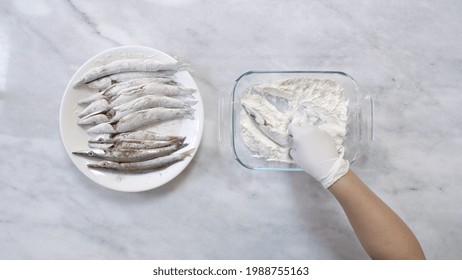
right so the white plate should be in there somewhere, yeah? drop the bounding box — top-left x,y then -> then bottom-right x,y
60,46 -> 204,192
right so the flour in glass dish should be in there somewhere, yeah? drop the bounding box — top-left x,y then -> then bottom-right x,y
240,78 -> 348,162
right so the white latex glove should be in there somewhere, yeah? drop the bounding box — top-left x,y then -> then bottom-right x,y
289,123 -> 349,189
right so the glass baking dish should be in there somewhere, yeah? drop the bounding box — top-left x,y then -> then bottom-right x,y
218,71 -> 373,171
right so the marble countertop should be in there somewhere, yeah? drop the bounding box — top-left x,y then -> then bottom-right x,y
1,0 -> 461,259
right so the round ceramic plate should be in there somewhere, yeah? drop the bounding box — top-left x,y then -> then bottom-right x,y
60,46 -> 204,192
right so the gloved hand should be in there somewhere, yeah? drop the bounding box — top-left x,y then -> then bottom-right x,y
289,123 -> 349,189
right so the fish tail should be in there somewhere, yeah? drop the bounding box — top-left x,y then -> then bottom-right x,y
174,136 -> 187,144
179,148 -> 195,158
184,88 -> 197,95
183,108 -> 195,120
184,99 -> 198,106
73,79 -> 85,87
175,60 -> 190,72
178,143 -> 189,150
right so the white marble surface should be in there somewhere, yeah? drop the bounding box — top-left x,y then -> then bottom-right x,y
1,0 -> 461,259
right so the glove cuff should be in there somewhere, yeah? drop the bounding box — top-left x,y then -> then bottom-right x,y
319,158 -> 350,189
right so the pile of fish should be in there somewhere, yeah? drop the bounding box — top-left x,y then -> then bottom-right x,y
72,58 -> 196,173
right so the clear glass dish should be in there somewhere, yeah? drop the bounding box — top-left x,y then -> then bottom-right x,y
218,70 -> 374,171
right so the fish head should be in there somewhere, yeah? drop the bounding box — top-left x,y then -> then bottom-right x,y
87,161 -> 118,170
72,150 -> 103,158
242,103 -> 268,127
86,122 -> 116,134
88,134 -> 115,144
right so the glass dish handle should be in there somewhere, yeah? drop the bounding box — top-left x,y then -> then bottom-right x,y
217,91 -> 233,155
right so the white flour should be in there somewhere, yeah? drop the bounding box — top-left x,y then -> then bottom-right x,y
240,78 -> 348,162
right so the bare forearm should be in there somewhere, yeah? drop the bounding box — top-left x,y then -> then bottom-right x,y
329,170 -> 425,260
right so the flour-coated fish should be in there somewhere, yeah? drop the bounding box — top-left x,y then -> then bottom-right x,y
86,107 -> 194,134
75,59 -> 183,86
111,95 -> 196,121
78,78 -> 177,105
110,83 -> 195,106
242,103 -> 292,147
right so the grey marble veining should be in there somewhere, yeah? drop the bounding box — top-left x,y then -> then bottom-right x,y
1,0 -> 461,259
